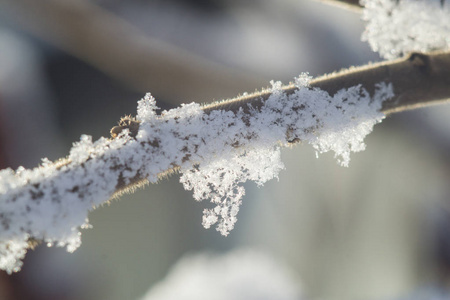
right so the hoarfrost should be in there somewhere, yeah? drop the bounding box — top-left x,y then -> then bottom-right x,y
0,74 -> 392,272
362,0 -> 450,59
180,75 -> 391,236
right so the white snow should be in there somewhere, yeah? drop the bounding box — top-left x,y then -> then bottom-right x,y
138,249 -> 304,300
362,0 -> 450,59
0,74 -> 392,273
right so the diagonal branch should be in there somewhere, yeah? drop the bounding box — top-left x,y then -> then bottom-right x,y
41,50 -> 450,196
204,50 -> 450,116
122,50 -> 449,193
50,50 -> 450,197
314,0 -> 363,12
1,50 -> 449,273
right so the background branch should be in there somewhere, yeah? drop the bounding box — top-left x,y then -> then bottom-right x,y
0,0 -> 267,103
314,0 -> 363,12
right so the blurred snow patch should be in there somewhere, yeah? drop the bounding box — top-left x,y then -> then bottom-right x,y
396,286 -> 450,300
139,249 -> 304,300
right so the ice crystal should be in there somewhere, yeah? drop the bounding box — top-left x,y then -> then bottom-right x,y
181,147 -> 284,236
0,74 -> 392,272
180,75 -> 391,235
362,0 -> 450,59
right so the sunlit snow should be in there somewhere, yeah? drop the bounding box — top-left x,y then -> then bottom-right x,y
362,0 -> 450,59
0,74 -> 392,273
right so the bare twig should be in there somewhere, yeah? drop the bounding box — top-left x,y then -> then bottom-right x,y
314,0 -> 363,13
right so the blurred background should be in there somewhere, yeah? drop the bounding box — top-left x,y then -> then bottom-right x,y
0,0 -> 449,299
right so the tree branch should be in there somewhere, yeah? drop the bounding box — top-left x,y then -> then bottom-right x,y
314,0 -> 363,12
38,50 -> 450,197
204,51 -> 450,116
1,0 -> 450,274
1,49 -> 449,272
38,50 -> 441,198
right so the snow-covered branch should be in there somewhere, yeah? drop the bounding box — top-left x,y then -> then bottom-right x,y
1,0 -> 450,275
362,0 -> 450,59
1,49 -> 450,274
0,48 -> 449,274
0,72 -> 394,273
205,51 -> 450,116
321,0 -> 450,59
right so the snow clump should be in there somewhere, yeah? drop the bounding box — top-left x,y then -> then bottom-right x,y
0,74 -> 393,272
362,0 -> 450,59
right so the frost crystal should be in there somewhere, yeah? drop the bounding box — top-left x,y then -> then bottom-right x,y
0,75 -> 392,272
181,148 -> 284,236
362,0 -> 450,59
180,74 -> 392,235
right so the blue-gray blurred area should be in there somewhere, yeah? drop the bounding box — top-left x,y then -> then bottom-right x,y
0,0 -> 449,299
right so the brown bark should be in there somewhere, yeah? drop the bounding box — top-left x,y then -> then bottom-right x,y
204,51 -> 450,116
